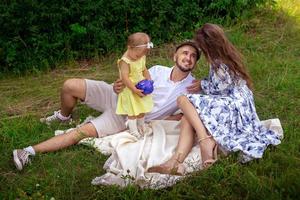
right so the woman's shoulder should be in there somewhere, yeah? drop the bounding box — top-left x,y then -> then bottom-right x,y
211,60 -> 229,69
211,62 -> 230,75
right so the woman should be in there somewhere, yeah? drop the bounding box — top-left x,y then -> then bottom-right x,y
148,23 -> 281,175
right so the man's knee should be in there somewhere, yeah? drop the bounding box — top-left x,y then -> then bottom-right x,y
62,78 -> 82,93
72,123 -> 98,142
62,78 -> 86,100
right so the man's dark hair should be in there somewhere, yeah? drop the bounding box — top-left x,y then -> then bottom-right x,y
175,40 -> 201,61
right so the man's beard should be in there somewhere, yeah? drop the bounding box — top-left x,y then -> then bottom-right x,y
176,60 -> 194,72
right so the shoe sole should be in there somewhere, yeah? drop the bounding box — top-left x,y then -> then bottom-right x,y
13,150 -> 23,171
40,118 -> 72,125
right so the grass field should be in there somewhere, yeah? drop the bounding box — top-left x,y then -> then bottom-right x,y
0,1 -> 299,199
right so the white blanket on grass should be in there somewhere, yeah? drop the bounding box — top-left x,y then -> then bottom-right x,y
56,118 -> 283,189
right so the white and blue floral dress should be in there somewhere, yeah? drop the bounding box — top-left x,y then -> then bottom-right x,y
186,63 -> 281,162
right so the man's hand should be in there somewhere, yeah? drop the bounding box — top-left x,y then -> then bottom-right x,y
113,78 -> 125,94
186,79 -> 201,94
164,113 -> 183,121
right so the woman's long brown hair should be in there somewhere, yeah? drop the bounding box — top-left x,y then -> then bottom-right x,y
194,23 -> 253,89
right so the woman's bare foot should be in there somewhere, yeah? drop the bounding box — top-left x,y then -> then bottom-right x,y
199,136 -> 218,168
147,153 -> 185,175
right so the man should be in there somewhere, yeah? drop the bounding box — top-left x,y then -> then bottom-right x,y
13,41 -> 201,171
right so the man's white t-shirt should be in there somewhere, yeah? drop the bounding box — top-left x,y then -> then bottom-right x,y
145,65 -> 195,121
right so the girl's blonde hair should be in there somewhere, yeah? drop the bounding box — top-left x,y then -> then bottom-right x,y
127,32 -> 150,47
194,23 -> 253,89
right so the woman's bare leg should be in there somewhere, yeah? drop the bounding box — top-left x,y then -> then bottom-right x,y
177,96 -> 216,163
147,116 -> 194,174
33,122 -> 97,153
174,116 -> 195,160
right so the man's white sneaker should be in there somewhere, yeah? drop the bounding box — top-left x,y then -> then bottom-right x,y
40,110 -> 72,125
13,149 -> 31,171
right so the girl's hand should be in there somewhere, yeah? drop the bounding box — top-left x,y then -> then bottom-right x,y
133,88 -> 145,97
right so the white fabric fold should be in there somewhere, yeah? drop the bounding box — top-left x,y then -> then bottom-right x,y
56,118 -> 283,189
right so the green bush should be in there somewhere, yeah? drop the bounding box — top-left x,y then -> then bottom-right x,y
0,0 -> 274,74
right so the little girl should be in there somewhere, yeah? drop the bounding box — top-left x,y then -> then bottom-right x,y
116,32 -> 154,139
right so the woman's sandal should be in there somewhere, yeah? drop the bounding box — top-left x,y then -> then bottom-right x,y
198,136 -> 219,169
147,152 -> 185,176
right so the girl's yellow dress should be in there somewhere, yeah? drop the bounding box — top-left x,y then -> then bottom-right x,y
116,56 -> 153,116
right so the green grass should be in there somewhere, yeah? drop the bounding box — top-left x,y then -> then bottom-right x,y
1,1 -> 300,199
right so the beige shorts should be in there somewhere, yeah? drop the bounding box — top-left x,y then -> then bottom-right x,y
83,79 -> 126,137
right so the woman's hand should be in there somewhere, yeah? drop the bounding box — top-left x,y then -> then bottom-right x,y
186,79 -> 201,93
113,78 -> 125,94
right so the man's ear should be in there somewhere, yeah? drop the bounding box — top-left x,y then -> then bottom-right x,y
173,54 -> 177,62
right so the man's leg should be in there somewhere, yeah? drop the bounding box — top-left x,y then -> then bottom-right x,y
13,122 -> 97,170
33,122 -> 97,153
14,80 -> 125,170
60,78 -> 86,117
40,78 -> 86,123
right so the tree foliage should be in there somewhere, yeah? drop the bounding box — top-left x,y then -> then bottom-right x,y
0,0 -> 273,74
